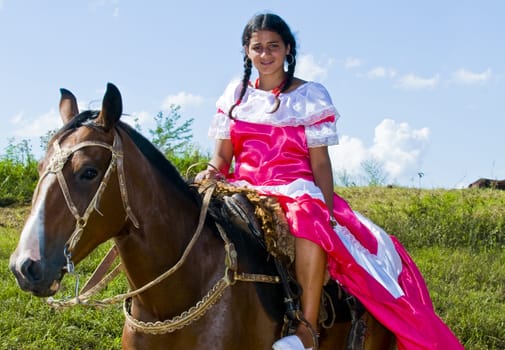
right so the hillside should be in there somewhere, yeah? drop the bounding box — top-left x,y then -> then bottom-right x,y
1,187 -> 504,349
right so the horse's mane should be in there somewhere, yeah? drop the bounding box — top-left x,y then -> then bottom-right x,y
116,121 -> 196,200
54,111 -> 197,203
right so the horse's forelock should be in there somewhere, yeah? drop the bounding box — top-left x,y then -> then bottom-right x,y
50,110 -> 101,144
62,110 -> 99,131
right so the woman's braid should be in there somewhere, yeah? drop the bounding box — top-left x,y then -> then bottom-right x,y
228,56 -> 252,118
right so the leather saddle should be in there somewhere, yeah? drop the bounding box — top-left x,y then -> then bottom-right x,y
219,193 -> 367,347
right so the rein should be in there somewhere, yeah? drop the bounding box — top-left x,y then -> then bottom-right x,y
124,184 -> 280,334
45,128 -> 280,334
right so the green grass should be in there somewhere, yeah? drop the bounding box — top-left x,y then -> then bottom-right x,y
0,225 -> 124,350
1,187 -> 505,349
414,247 -> 505,349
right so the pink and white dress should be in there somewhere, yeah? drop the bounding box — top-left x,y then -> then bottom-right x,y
209,81 -> 463,350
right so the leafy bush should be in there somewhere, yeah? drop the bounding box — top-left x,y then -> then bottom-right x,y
0,139 -> 38,206
167,144 -> 210,178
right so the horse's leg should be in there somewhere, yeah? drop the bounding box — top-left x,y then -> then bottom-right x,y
318,313 -> 396,350
121,325 -> 137,349
363,312 -> 397,350
319,322 -> 351,349
226,283 -> 280,350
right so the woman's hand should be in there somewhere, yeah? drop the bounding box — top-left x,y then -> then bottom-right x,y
195,168 -> 225,182
195,139 -> 233,182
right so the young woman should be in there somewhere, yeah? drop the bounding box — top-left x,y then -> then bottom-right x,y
197,13 -> 463,350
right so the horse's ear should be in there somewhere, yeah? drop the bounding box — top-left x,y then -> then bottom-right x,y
97,83 -> 122,130
59,88 -> 79,124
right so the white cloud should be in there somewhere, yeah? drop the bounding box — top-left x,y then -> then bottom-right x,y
296,54 -> 332,81
90,0 -> 120,16
370,119 -> 430,178
395,73 -> 439,90
8,98 -> 102,140
162,92 -> 204,111
364,66 -> 398,79
452,68 -> 491,85
11,109 -> 62,138
329,119 -> 430,184
10,112 -> 24,125
344,57 -> 363,69
329,135 -> 368,176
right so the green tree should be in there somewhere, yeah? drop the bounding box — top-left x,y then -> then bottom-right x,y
147,105 -> 211,176
40,129 -> 58,151
334,158 -> 389,187
149,106 -> 194,156
3,138 -> 35,164
360,158 -> 388,186
335,168 -> 357,187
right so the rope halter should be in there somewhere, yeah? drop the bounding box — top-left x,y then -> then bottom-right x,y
33,128 -> 139,273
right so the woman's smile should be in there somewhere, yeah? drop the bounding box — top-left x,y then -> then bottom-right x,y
246,30 -> 289,80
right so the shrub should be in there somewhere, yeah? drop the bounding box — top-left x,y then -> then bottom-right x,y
0,139 -> 39,206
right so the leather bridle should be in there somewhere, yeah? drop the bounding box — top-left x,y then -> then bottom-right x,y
34,128 -> 139,273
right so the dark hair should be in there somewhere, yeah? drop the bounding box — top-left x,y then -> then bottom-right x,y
228,13 -> 297,117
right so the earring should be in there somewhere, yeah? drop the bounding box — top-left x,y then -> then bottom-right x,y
285,54 -> 295,65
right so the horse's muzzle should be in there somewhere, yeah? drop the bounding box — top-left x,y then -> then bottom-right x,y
9,255 -> 63,297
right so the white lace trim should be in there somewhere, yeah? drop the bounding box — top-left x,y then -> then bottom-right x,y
208,80 -> 340,146
208,111 -> 231,139
306,120 -> 339,147
231,178 -> 325,201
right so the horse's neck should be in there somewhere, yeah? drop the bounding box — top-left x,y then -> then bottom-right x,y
114,148 -> 226,317
116,216 -> 226,319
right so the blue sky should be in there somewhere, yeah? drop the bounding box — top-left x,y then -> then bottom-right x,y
0,0 -> 503,188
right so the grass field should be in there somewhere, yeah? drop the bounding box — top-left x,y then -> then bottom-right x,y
1,187 -> 504,349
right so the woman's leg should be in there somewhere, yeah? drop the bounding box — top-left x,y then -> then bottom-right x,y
295,237 -> 327,348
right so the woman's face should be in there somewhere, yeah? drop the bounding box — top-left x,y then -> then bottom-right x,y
245,30 -> 290,77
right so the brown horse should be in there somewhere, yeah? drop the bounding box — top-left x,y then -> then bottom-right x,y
9,83 -> 395,349
468,178 -> 505,190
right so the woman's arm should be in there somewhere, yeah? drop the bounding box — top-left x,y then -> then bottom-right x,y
309,146 -> 334,214
196,139 -> 234,181
209,139 -> 234,173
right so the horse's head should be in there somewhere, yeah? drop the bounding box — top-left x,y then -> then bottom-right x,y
10,83 -> 134,297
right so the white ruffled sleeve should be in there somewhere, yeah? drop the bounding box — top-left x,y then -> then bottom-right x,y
208,111 -> 231,139
207,81 -> 241,140
306,117 -> 339,147
302,83 -> 340,147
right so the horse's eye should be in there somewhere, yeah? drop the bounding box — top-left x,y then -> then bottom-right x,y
80,168 -> 98,180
